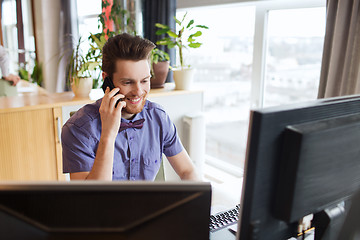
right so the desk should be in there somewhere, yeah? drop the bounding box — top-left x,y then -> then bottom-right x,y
0,84 -> 203,181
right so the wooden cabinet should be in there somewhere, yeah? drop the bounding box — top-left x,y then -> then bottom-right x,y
0,93 -> 93,181
0,107 -> 64,180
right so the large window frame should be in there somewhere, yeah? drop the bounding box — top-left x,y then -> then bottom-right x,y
250,0 -> 326,109
177,0 -> 326,177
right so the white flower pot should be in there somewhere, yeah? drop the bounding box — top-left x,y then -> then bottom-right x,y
71,77 -> 93,98
172,68 -> 194,90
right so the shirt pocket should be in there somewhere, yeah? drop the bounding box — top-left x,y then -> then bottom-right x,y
113,157 -> 128,180
143,152 -> 162,180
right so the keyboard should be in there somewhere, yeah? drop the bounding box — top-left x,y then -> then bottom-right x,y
209,204 -> 240,232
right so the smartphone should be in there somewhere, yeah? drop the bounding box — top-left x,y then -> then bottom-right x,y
102,76 -> 116,93
102,76 -> 123,106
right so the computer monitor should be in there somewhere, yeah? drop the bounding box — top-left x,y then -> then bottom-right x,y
0,181 -> 211,240
238,94 -> 360,240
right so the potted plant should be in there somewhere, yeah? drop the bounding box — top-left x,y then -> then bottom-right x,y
155,12 -> 208,90
86,0 -> 137,89
150,48 -> 170,89
67,37 -> 95,98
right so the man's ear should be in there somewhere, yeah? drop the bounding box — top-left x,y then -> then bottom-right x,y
102,72 -> 107,80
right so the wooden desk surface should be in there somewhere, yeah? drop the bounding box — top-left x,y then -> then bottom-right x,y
0,83 -> 202,113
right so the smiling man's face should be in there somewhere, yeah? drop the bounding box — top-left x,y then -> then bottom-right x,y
112,59 -> 151,119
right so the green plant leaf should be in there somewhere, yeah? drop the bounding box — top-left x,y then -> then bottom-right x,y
181,12 -> 188,23
156,28 -> 169,35
155,23 -> 169,29
186,20 -> 194,29
174,16 -> 181,26
167,30 -> 178,38
188,42 -> 202,48
189,31 -> 202,38
19,68 -> 29,81
151,48 -> 170,63
31,61 -> 43,86
156,39 -> 173,46
153,55 -> 159,64
90,34 -> 104,49
196,25 -> 209,29
168,42 -> 177,49
102,0 -> 110,8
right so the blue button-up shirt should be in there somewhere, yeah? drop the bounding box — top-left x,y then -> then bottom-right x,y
61,99 -> 183,181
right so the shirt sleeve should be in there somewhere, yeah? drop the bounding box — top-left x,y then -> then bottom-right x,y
61,122 -> 97,173
0,46 -> 9,77
162,112 -> 184,157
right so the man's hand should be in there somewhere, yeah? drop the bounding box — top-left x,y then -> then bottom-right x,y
71,87 -> 126,181
99,87 -> 126,140
3,74 -> 20,86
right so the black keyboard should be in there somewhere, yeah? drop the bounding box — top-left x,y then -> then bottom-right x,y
209,204 -> 240,232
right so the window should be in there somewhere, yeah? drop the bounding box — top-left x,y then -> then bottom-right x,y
1,0 -> 35,73
264,7 -> 326,107
176,5 -> 255,176
76,0 -> 102,53
177,0 -> 326,177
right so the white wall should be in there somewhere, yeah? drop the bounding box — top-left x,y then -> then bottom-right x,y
33,0 -> 61,93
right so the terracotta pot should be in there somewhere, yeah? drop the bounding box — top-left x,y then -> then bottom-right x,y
151,61 -> 169,89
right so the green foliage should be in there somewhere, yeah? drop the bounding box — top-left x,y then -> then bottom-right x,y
19,68 -> 29,80
86,0 -> 137,82
66,37 -> 96,86
31,61 -> 43,86
151,48 -> 170,65
155,12 -> 209,68
110,0 -> 136,35
18,60 -> 43,86
150,48 -> 170,77
85,32 -> 108,74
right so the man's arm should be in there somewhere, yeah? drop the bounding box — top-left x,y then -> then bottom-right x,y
167,150 -> 200,181
70,135 -> 117,180
3,74 -> 20,86
70,87 -> 125,181
0,46 -> 20,86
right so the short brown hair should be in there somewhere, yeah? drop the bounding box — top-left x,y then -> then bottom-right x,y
102,33 -> 155,78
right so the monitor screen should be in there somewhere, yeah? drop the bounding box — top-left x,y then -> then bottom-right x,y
237,94 -> 360,240
0,181 -> 211,240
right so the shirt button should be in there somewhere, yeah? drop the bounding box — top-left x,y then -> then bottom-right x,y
131,159 -> 135,162
129,137 -> 134,141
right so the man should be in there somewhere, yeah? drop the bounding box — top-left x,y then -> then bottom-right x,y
0,45 -> 20,86
62,33 -> 198,181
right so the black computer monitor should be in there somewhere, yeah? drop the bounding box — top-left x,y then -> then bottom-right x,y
238,94 -> 360,240
0,181 -> 211,240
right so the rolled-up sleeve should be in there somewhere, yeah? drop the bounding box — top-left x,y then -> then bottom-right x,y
61,123 -> 97,173
161,112 -> 183,157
